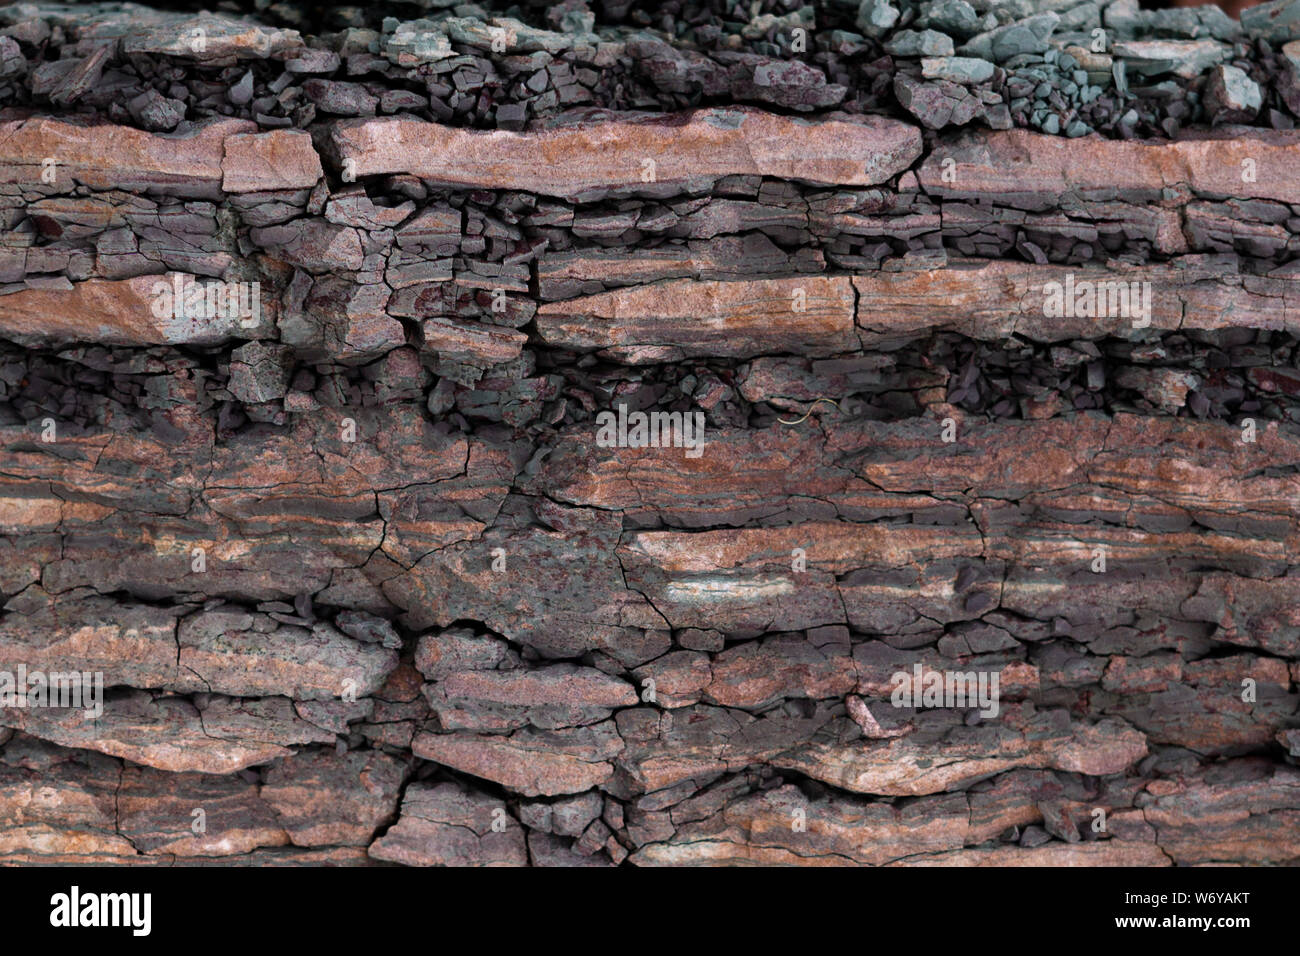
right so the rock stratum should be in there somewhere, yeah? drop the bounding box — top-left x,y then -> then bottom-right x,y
0,0 -> 1297,868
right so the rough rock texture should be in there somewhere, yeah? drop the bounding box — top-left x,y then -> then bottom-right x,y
0,0 -> 1296,868
330,110 -> 923,197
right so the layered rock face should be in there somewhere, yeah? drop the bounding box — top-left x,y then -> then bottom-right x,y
0,0 -> 1297,867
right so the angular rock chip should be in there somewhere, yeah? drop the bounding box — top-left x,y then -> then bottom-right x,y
368,781 -> 526,866
413,721 -> 624,797
263,749 -> 409,846
222,130 -> 324,193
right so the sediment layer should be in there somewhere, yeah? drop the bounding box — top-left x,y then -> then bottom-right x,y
0,0 -> 1297,867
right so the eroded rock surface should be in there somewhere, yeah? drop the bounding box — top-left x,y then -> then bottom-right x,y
0,0 -> 1297,868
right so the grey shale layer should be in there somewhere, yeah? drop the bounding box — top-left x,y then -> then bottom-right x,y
0,0 -> 1297,866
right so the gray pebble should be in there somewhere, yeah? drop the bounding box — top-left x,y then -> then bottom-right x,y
229,70 -> 254,106
886,29 -> 956,57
